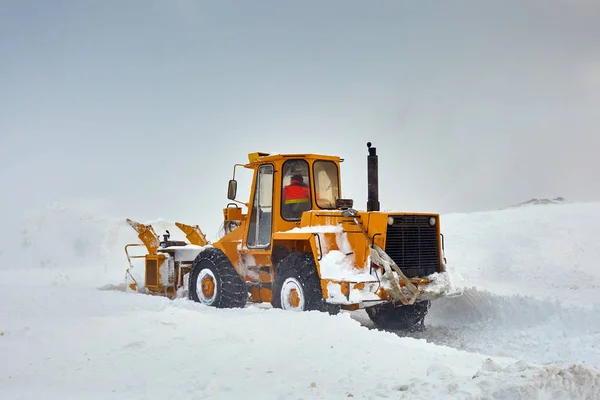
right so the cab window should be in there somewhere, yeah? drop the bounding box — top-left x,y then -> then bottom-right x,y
247,164 -> 274,248
314,160 -> 339,209
281,159 -> 311,220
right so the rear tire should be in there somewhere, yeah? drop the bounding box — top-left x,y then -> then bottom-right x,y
366,301 -> 430,331
188,248 -> 247,308
272,252 -> 336,313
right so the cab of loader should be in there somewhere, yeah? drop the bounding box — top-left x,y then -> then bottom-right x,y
222,151 -> 344,240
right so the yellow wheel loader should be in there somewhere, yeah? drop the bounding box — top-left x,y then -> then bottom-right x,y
124,143 -> 456,330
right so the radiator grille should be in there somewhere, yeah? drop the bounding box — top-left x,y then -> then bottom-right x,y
145,259 -> 159,287
385,215 -> 440,278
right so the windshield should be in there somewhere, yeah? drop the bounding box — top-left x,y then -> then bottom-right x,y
281,159 -> 311,220
313,160 -> 339,209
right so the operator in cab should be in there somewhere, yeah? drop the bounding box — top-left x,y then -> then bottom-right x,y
282,174 -> 311,219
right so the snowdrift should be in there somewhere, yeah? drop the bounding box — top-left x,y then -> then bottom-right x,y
442,201 -> 600,307
0,199 -> 187,282
395,202 -> 600,367
1,199 -> 599,399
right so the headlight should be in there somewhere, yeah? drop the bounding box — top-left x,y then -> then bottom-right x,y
387,216 -> 394,225
429,216 -> 437,226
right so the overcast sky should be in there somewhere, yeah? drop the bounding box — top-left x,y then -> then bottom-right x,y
1,0 -> 599,238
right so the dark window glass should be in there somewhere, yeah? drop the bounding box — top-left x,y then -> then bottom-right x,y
247,164 -> 274,248
281,159 -> 311,221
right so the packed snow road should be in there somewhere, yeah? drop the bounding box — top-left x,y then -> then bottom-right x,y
1,200 -> 600,399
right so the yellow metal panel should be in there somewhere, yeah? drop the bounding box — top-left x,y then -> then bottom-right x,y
223,207 -> 243,221
248,152 -> 270,163
271,232 -> 314,241
126,218 -> 160,255
175,222 -> 208,246
260,288 -> 272,302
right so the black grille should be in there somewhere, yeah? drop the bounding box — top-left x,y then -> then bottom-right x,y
385,215 -> 440,278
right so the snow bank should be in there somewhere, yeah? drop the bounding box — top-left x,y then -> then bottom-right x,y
369,202 -> 600,369
0,199 -> 191,283
442,201 -> 600,307
415,287 -> 600,366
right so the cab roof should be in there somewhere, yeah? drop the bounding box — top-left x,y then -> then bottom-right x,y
246,152 -> 341,166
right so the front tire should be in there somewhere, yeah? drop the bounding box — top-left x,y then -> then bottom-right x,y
366,301 -> 431,331
188,248 -> 247,308
272,252 -> 330,312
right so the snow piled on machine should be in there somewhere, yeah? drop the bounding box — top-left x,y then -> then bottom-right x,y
281,222 -> 464,305
1,199 -> 600,399
289,224 -> 374,281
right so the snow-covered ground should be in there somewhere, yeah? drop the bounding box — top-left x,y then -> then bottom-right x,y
1,200 -> 599,399
357,202 -> 600,368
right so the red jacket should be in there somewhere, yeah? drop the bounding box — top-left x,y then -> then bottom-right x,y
283,182 -> 310,204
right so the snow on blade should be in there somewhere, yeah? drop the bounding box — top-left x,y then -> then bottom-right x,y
419,266 -> 465,299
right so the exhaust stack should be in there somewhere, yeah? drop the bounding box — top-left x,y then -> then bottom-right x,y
367,142 -> 380,212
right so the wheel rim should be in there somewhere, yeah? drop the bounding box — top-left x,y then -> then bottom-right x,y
281,277 -> 305,311
196,268 -> 217,305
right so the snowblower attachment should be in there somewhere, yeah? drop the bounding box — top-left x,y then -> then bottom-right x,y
124,218 -> 161,292
124,218 -> 207,298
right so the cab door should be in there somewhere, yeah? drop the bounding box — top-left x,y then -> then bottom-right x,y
246,164 -> 274,248
241,163 -> 275,301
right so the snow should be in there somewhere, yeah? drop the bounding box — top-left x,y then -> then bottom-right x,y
299,225 -> 388,306
159,244 -> 206,261
282,223 -> 376,282
319,250 -> 377,282
319,250 -> 373,282
1,200 -> 600,399
383,202 -> 600,371
280,224 -> 344,234
326,281 -> 382,305
417,265 -> 466,300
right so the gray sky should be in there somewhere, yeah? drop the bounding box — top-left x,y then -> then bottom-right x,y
1,0 -> 599,239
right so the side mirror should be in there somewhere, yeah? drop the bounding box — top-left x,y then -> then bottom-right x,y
227,179 -> 237,200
